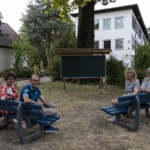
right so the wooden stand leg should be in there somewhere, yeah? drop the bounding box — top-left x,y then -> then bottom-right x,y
99,78 -> 104,89
77,78 -> 80,85
64,79 -> 66,90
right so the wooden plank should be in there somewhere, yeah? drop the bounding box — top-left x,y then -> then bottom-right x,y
55,48 -> 111,55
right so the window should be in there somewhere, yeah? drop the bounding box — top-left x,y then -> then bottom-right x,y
135,40 -> 139,48
94,19 -> 99,30
104,40 -> 111,48
136,24 -> 139,38
132,15 -> 136,31
94,41 -> 99,49
139,29 -> 141,39
115,17 -> 124,29
103,18 -> 111,30
132,37 -> 139,49
132,37 -> 135,50
115,39 -> 124,49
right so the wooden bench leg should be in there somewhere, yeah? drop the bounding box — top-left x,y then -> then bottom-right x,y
117,96 -> 140,132
17,103 -> 43,144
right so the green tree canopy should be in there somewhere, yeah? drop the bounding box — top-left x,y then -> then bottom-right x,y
12,37 -> 37,69
20,0 -> 74,69
134,44 -> 150,69
45,0 -> 112,18
46,0 -> 116,48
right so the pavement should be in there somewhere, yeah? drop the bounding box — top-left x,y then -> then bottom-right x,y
0,76 -> 52,88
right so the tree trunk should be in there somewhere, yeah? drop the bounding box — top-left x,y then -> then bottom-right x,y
37,42 -> 41,70
27,49 -> 30,68
46,41 -> 51,70
77,2 -> 95,48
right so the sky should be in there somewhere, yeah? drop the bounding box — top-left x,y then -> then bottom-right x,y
0,0 -> 149,33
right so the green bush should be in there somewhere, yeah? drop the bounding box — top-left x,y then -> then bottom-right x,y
135,68 -> 147,84
0,68 -> 14,77
134,44 -> 150,70
50,56 -> 61,80
0,67 -> 33,79
49,28 -> 76,81
15,67 -> 33,78
134,44 -> 150,84
106,55 -> 127,87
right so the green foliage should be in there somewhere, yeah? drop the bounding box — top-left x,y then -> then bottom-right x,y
30,45 -> 47,68
134,44 -> 150,70
50,29 -> 76,80
55,29 -> 76,49
32,61 -> 48,77
20,0 -> 74,69
15,67 -> 33,78
135,68 -> 147,84
0,67 -> 33,78
12,37 -> 37,69
33,64 -> 39,74
106,55 -> 127,87
134,44 -> 150,83
0,68 -> 15,77
47,0 -> 115,20
50,56 -> 61,80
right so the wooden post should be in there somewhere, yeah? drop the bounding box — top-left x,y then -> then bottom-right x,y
99,78 -> 104,89
64,79 -> 66,90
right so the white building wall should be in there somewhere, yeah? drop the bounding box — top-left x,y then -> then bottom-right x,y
94,9 -> 133,67
0,47 -> 15,71
74,8 -> 147,67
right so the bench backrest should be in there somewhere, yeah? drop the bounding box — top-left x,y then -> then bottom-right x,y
0,99 -> 20,113
0,99 -> 44,118
118,93 -> 150,103
136,93 -> 150,104
22,103 -> 44,118
118,94 -> 137,102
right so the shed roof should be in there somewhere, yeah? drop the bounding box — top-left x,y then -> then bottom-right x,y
0,22 -> 18,48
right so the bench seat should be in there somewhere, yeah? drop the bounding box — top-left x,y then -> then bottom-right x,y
0,99 -> 60,144
101,93 -> 150,131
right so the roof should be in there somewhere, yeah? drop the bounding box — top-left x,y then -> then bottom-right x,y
56,48 -> 111,55
71,4 -> 148,40
0,22 -> 18,48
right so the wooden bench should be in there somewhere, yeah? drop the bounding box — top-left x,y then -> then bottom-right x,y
101,93 -> 150,132
0,99 -> 60,144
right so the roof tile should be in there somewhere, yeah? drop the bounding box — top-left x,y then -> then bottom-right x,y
0,22 -> 18,47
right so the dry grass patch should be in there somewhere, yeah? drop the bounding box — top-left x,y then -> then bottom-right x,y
0,81 -> 150,150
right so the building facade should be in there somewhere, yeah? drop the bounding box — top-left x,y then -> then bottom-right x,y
72,4 -> 148,67
0,23 -> 18,71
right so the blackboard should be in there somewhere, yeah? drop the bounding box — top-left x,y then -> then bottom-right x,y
61,55 -> 106,78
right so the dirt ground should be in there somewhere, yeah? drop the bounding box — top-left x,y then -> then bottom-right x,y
0,80 -> 150,150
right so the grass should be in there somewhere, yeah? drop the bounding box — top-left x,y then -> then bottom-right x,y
0,81 -> 150,150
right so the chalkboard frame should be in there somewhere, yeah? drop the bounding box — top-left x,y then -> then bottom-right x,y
61,55 -> 106,78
